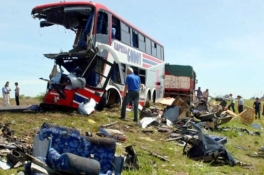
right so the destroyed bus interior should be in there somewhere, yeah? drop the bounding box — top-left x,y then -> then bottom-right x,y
33,5 -> 94,29
32,5 -> 110,52
31,4 -> 122,111
32,5 -> 96,52
39,48 -> 115,111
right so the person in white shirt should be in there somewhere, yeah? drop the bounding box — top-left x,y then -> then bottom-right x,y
2,84 -> 8,106
202,89 -> 209,102
15,82 -> 20,106
237,95 -> 244,113
227,93 -> 235,112
5,81 -> 11,105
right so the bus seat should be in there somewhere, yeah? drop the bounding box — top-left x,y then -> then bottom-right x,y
112,28 -> 116,39
84,13 -> 94,34
87,71 -> 99,87
77,12 -> 94,49
97,14 -> 104,33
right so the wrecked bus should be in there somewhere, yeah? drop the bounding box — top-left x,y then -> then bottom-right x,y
31,1 -> 165,111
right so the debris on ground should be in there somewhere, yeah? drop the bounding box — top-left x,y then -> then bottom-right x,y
141,146 -> 170,162
99,127 -> 127,142
24,122 -> 129,174
0,122 -> 33,171
0,96 -> 258,174
123,145 -> 139,170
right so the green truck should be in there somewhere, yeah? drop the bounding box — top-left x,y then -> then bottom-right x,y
164,64 -> 197,103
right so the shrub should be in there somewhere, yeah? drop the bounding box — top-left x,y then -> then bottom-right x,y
35,92 -> 45,102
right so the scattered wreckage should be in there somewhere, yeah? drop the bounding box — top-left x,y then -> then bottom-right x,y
0,97 -> 259,174
0,122 -> 139,174
136,97 -> 258,167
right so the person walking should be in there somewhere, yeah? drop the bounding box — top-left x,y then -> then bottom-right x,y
14,82 -> 20,106
253,97 -> 261,119
2,84 -> 8,106
237,95 -> 244,113
227,94 -> 235,112
120,67 -> 141,122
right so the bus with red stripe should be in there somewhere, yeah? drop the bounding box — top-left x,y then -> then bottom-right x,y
31,1 -> 165,110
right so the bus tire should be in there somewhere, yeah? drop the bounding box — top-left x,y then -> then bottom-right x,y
152,90 -> 156,103
147,91 -> 151,101
105,89 -> 121,108
96,93 -> 107,111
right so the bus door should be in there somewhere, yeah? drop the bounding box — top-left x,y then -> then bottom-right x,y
73,53 -> 114,108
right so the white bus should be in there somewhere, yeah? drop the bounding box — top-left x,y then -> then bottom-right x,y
32,1 -> 165,110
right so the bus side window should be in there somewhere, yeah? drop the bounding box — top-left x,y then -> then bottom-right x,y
160,46 -> 164,61
132,30 -> 138,48
157,44 -> 161,60
97,11 -> 108,34
145,38 -> 151,55
121,22 -> 131,45
151,41 -> 157,57
111,62 -> 122,84
139,69 -> 146,84
112,16 -> 121,40
131,66 -> 138,75
138,33 -> 145,52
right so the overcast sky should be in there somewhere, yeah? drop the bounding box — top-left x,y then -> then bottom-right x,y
0,0 -> 263,99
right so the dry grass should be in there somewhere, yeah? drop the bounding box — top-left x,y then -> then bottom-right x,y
0,97 -> 39,106
0,98 -> 264,175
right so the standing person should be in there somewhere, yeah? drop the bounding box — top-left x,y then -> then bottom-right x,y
202,89 -> 209,102
5,82 -> 11,105
2,84 -> 8,106
14,82 -> 20,106
120,67 -> 141,122
237,95 -> 244,113
227,94 -> 235,112
195,87 -> 203,101
253,97 -> 261,119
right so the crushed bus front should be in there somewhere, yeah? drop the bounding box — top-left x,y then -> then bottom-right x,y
31,2 -> 119,111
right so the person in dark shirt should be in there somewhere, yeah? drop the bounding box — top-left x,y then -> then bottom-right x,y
195,87 -> 202,101
14,82 -> 20,106
120,67 -> 141,122
253,97 -> 261,119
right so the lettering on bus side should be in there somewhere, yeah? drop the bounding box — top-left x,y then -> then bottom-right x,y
114,42 -> 141,65
127,49 -> 141,65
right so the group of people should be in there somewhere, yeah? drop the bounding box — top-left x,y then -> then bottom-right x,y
2,81 -> 20,106
227,94 -> 244,113
196,88 -> 263,120
195,87 -> 209,102
227,94 -> 262,120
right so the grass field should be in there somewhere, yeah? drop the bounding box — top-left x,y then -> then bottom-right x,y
0,97 -> 264,175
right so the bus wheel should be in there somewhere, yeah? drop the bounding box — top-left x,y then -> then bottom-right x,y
152,91 -> 156,103
105,89 -> 121,108
147,91 -> 151,101
96,93 -> 107,111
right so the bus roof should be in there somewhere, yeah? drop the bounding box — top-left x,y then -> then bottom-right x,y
32,1 -> 163,46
